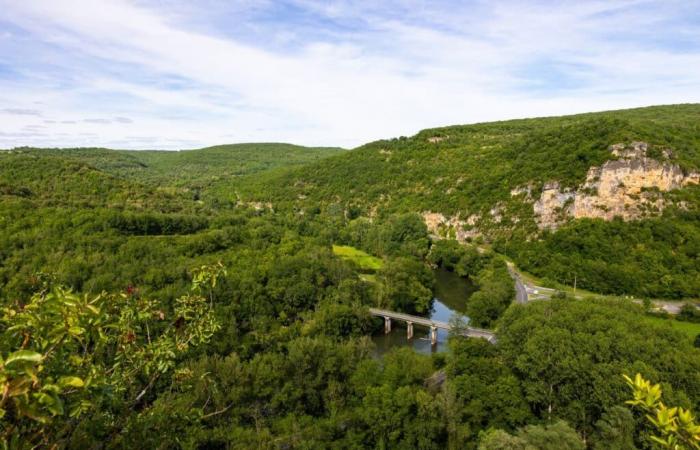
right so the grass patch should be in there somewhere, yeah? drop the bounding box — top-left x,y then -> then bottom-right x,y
645,315 -> 700,340
332,245 -> 384,272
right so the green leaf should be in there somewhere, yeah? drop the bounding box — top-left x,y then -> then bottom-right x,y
35,392 -> 64,416
68,326 -> 85,336
4,350 -> 42,366
59,376 -> 84,388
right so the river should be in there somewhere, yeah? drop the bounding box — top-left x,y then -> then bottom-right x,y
371,268 -> 477,355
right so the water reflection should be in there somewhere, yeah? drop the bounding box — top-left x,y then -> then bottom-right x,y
371,268 -> 475,356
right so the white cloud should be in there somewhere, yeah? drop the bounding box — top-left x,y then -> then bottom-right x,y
0,0 -> 699,149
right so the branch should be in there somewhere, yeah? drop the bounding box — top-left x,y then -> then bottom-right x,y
200,403 -> 233,420
132,373 -> 160,405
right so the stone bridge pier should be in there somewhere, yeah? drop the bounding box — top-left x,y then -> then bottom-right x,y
371,308 -> 497,345
382,316 -> 440,346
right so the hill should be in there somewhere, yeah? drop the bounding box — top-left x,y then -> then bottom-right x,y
0,143 -> 342,298
1,109 -> 699,449
8,143 -> 343,191
236,104 -> 700,298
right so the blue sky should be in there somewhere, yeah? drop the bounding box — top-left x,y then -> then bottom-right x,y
1,0 -> 699,149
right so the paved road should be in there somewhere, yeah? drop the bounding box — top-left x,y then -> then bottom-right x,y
507,263 -> 528,304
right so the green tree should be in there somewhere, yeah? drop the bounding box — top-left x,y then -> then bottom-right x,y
497,298 -> 700,439
479,421 -> 584,450
591,406 -> 636,450
0,265 -> 223,448
465,261 -> 514,328
376,257 -> 434,314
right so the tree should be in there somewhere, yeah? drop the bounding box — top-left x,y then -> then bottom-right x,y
0,265 -> 223,448
497,298 -> 700,439
479,421 -> 584,450
591,406 -> 636,450
377,257 -> 434,314
478,429 -> 526,450
518,421 -> 585,450
465,261 -> 514,328
678,304 -> 700,323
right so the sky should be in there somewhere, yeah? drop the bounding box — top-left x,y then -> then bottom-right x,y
1,0 -> 699,150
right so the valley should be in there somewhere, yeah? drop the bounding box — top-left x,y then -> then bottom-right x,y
1,105 -> 699,448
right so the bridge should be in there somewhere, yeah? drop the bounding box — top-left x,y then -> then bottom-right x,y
369,308 -> 497,345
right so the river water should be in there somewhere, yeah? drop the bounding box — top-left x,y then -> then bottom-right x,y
371,268 -> 476,355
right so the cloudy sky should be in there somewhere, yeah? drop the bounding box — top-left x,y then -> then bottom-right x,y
1,0 -> 699,149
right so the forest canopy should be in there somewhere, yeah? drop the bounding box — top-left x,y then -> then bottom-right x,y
2,105 -> 700,448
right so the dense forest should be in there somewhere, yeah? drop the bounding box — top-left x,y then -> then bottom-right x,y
233,105 -> 700,299
1,106 -> 700,448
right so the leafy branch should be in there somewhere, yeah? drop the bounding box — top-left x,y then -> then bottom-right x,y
625,373 -> 700,449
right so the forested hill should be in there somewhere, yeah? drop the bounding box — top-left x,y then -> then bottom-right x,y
237,104 -> 700,299
4,143 -> 343,190
2,108 -> 700,448
238,104 -> 700,217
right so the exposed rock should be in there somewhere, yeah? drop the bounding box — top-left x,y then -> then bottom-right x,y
466,214 -> 479,226
510,184 -> 534,198
489,204 -> 504,224
533,142 -> 699,230
422,211 -> 481,242
423,212 -> 448,234
427,136 -> 449,144
533,182 -> 575,230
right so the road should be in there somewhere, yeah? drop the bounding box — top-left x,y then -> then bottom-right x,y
507,263 -> 529,304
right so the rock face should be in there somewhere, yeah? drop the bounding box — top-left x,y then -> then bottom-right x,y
531,142 -> 699,230
532,182 -> 575,230
422,211 -> 480,242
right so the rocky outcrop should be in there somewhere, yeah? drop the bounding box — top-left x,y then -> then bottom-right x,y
532,182 -> 575,230
531,142 -> 699,230
422,211 -> 480,242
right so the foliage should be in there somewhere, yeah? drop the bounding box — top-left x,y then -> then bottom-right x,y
376,257 -> 434,314
590,405 -> 637,450
2,106 -> 700,446
625,373 -> 700,449
497,298 -> 700,443
464,259 -> 515,328
504,216 -> 700,299
10,144 -> 342,193
678,304 -> 700,324
0,265 -> 222,447
478,421 -> 585,450
644,315 -> 700,340
233,104 -> 700,299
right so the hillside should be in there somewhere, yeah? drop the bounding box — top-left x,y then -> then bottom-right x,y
8,143 -> 343,191
1,109 -> 699,449
237,104 -> 700,298
0,143 -> 341,298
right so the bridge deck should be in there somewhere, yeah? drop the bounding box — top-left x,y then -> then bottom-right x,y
369,308 -> 496,342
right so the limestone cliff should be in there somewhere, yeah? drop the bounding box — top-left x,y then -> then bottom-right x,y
530,142 -> 699,230
422,211 -> 480,242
